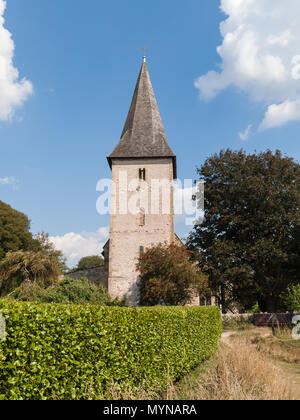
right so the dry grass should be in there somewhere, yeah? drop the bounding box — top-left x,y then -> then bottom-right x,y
166,329 -> 299,401
252,328 -> 300,365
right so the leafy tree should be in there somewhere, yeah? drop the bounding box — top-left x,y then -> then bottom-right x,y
0,203 -> 67,295
137,243 -> 207,306
0,250 -> 61,296
0,201 -> 37,261
33,232 -> 68,273
77,255 -> 104,270
187,149 -> 300,313
280,285 -> 300,312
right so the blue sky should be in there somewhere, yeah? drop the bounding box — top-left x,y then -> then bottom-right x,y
0,0 -> 299,266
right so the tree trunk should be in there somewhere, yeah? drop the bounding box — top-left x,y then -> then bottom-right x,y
221,285 -> 226,314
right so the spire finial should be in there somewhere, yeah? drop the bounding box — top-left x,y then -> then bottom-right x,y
142,45 -> 147,63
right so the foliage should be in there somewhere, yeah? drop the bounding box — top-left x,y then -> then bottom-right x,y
0,250 -> 61,297
77,255 -> 104,270
0,302 -> 221,400
222,315 -> 253,331
137,243 -> 208,306
7,282 -> 46,302
249,302 -> 261,314
33,232 -> 68,273
0,201 -> 67,296
10,277 -> 123,307
280,284 -> 300,312
188,149 -> 300,313
43,278 -> 115,305
0,201 -> 37,261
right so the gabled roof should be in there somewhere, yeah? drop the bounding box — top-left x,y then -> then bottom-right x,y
107,60 -> 177,178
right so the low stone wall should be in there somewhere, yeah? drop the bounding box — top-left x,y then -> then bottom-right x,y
65,266 -> 108,289
222,313 -> 296,327
253,313 -> 294,327
222,313 -> 253,322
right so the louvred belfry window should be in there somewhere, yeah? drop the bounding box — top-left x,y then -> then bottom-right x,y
139,168 -> 146,181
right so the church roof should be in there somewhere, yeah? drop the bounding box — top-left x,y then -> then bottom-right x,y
107,59 -> 177,178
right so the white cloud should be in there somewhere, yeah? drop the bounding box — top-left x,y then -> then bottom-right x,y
259,99 -> 300,131
50,227 -> 109,268
0,0 -> 33,121
195,0 -> 300,130
239,124 -> 252,141
0,176 -> 19,189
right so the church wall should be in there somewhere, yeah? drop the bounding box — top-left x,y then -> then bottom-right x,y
108,158 -> 175,306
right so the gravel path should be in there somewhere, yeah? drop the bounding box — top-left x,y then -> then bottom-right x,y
221,330 -> 237,343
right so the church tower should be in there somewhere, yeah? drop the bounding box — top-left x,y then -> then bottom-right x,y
106,57 -> 177,306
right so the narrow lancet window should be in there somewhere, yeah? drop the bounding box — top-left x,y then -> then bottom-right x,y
139,246 -> 145,258
139,208 -> 146,226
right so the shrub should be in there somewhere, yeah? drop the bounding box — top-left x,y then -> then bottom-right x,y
0,302 -> 221,400
138,243 -> 208,306
10,278 -> 123,307
43,277 -> 114,305
222,314 -> 253,331
9,282 -> 47,302
249,302 -> 261,313
280,284 -> 300,312
0,250 -> 61,296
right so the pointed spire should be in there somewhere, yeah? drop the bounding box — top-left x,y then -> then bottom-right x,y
108,59 -> 177,178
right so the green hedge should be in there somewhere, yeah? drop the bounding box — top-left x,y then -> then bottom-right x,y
0,301 -> 221,400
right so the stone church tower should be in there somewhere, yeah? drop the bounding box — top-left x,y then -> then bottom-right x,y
105,57 -> 178,306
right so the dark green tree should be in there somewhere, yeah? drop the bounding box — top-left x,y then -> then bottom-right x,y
187,149 -> 300,313
0,201 -> 36,261
77,255 -> 104,270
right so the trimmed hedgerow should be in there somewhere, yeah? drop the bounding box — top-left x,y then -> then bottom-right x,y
0,301 -> 221,400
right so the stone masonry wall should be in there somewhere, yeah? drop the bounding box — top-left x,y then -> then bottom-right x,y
65,266 -> 108,289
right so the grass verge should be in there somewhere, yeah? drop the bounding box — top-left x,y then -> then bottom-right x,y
164,328 -> 300,400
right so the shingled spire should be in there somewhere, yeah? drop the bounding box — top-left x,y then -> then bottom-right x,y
108,59 -> 177,178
